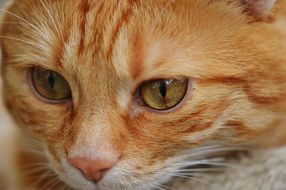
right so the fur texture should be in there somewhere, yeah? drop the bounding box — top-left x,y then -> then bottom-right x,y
169,146 -> 286,190
0,0 -> 286,189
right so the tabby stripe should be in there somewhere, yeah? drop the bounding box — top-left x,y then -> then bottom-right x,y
224,120 -> 254,135
181,101 -> 229,134
92,2 -> 105,53
199,76 -> 285,105
77,0 -> 90,55
130,33 -> 145,79
53,19 -> 72,68
106,1 -> 136,59
199,76 -> 246,85
244,87 -> 286,105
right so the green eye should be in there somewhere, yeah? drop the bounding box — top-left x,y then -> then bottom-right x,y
140,79 -> 188,110
31,68 -> 71,101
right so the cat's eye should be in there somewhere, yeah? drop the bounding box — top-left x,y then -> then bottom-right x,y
31,68 -> 71,101
139,79 -> 189,110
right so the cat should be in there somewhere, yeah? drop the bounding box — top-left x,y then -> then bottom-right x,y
0,0 -> 286,189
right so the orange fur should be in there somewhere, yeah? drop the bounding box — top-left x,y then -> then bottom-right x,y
1,0 -> 286,189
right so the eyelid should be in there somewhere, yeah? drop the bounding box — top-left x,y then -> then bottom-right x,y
134,76 -> 187,92
13,62 -> 58,71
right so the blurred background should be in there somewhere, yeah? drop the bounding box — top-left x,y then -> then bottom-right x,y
0,1 -> 16,189
0,0 -> 7,7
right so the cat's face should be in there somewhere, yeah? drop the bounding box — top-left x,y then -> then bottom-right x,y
1,0 -> 286,189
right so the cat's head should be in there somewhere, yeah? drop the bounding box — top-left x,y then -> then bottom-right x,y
1,0 -> 286,189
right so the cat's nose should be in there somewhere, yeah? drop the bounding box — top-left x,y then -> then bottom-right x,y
68,155 -> 119,182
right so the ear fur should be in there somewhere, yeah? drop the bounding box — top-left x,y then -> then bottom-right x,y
240,0 -> 276,19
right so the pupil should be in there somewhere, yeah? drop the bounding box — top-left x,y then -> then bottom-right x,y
159,81 -> 167,97
48,72 -> 55,89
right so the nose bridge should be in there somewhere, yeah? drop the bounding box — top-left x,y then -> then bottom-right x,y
66,64 -> 124,157
69,79 -> 115,147
80,85 -> 112,113
70,111 -> 112,146
67,106 -> 125,160
78,56 -> 117,103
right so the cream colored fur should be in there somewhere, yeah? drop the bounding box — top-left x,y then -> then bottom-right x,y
170,147 -> 286,190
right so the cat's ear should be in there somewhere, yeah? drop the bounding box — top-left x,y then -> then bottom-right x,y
239,0 -> 276,19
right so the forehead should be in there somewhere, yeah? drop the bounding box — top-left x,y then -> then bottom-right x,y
3,0 -> 246,81
49,0 -> 194,77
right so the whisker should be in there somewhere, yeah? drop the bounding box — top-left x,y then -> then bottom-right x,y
148,175 -> 175,190
0,36 -> 38,47
26,170 -> 56,189
177,145 -> 245,160
44,0 -> 64,41
158,183 -> 175,190
38,0 -> 63,42
0,9 -> 51,42
0,35 -> 52,59
41,176 -> 61,190
173,161 -> 233,169
0,8 -> 55,50
1,21 -> 32,26
172,157 -> 225,167
0,9 -> 37,29
175,172 -> 210,179
22,149 -> 46,156
23,136 -> 45,146
21,163 -> 49,170
174,167 -> 225,173
163,173 -> 210,185
20,166 -> 50,177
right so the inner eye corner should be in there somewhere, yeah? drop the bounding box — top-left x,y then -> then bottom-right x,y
29,67 -> 72,104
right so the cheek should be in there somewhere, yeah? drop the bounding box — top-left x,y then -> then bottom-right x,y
123,113 -> 187,164
4,88 -> 70,139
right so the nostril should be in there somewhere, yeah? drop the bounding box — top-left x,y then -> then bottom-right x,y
93,168 -> 109,182
68,156 -> 119,182
68,158 -> 94,180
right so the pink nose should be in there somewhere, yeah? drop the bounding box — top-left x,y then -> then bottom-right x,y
69,156 -> 119,182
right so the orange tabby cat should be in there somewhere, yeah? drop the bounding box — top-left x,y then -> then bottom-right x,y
1,0 -> 286,189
